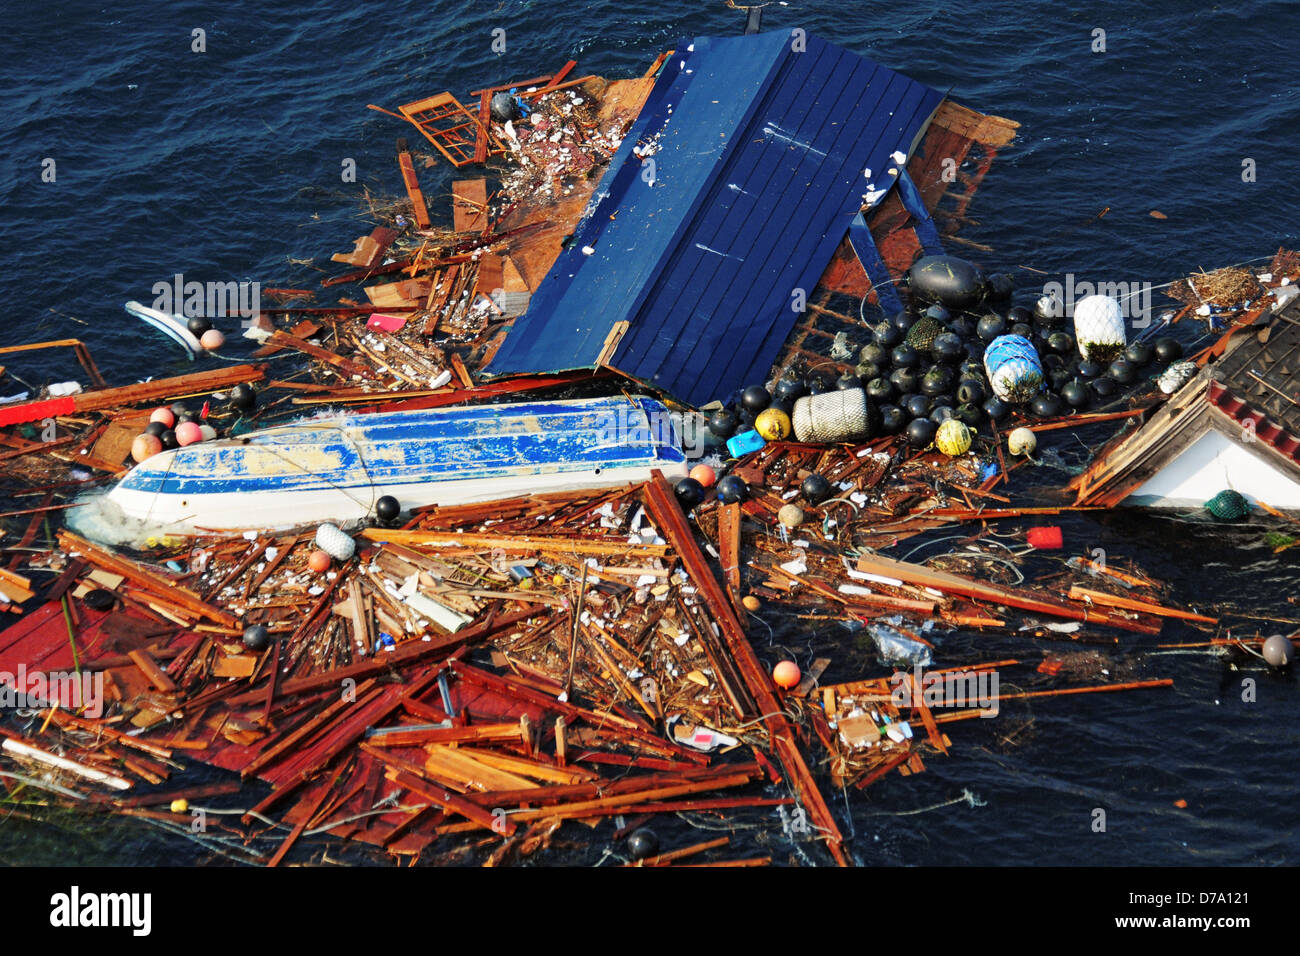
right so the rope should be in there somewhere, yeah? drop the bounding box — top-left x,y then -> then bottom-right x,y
860,788 -> 985,816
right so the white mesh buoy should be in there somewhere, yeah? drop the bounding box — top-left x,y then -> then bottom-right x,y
983,335 -> 1043,403
1073,294 -> 1126,362
791,388 -> 871,443
1158,360 -> 1198,394
315,523 -> 356,562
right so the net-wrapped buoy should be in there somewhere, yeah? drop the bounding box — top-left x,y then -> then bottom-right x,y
1073,294 -> 1127,362
1158,360 -> 1198,394
935,419 -> 972,456
983,334 -> 1044,403
791,388 -> 871,443
1206,489 -> 1248,521
905,314 -> 945,352
315,523 -> 356,561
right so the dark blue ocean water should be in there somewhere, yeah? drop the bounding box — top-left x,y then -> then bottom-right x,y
1,0 -> 1297,865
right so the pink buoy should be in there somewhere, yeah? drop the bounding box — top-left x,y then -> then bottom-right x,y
689,464 -> 716,487
131,433 -> 163,463
175,421 -> 203,446
149,407 -> 175,428
773,660 -> 801,689
200,329 -> 225,350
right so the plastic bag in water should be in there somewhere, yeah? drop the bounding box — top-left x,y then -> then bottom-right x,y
871,624 -> 932,667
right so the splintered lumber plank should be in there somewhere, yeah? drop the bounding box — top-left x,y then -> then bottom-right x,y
423,745 -> 538,791
629,836 -> 729,867
451,662 -> 705,762
457,764 -> 759,812
127,649 -> 177,693
75,365 -> 266,410
718,501 -> 742,607
330,227 -> 400,269
0,365 -> 268,428
365,722 -> 525,748
364,278 -> 431,309
855,552 -> 1163,634
0,339 -> 106,388
452,179 -> 489,233
396,148 -> 431,228
114,781 -> 241,808
241,679 -> 379,779
45,710 -> 173,761
268,778 -> 334,867
1067,586 -> 1217,624
0,735 -> 131,790
249,683 -> 417,819
540,60 -> 578,91
473,92 -> 491,164
642,473 -> 849,866
680,857 -> 771,867
930,679 -> 1176,721
792,658 -> 831,699
376,369 -> 608,412
448,747 -> 595,786
263,330 -> 373,379
388,767 -> 515,834
57,532 -> 238,628
449,352 -> 474,388
0,568 -> 35,603
507,773 -> 756,824
908,673 -> 948,755
89,415 -> 145,470
361,527 -> 667,558
224,605 -> 541,707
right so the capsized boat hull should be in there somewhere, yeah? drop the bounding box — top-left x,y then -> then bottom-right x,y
124,300 -> 202,361
67,395 -> 688,545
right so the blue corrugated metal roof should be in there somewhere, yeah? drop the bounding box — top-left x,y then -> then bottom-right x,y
487,30 -> 944,407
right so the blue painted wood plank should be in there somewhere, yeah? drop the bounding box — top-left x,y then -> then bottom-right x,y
897,167 -> 945,255
848,212 -> 905,314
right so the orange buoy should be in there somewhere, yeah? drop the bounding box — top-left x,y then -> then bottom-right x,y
307,550 -> 332,573
130,433 -> 163,463
175,421 -> 203,446
689,463 -> 716,487
773,660 -> 801,689
149,407 -> 175,428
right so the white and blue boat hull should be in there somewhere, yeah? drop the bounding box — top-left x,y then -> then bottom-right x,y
68,395 -> 688,545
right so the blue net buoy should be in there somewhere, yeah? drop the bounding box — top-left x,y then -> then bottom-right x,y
1205,489 -> 1248,521
983,334 -> 1043,403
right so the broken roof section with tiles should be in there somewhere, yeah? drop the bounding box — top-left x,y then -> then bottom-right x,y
1071,292 -> 1300,508
486,29 -> 948,407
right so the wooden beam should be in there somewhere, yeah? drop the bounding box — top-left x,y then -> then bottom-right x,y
396,146 -> 431,228
642,473 -> 849,866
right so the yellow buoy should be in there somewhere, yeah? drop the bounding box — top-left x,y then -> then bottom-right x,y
170,798 -> 189,814
935,419 -> 972,456
754,407 -> 792,441
742,595 -> 762,612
